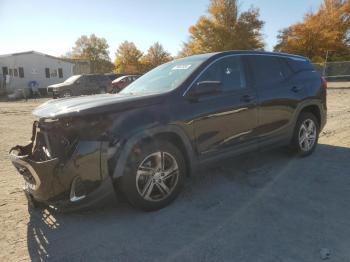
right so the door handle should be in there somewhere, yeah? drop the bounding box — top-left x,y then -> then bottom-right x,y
241,95 -> 255,103
291,86 -> 302,93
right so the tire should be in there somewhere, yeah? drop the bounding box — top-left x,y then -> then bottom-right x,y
99,87 -> 107,94
61,90 -> 72,98
290,112 -> 319,157
120,140 -> 186,211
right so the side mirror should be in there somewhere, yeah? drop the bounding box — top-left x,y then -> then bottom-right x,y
188,81 -> 222,98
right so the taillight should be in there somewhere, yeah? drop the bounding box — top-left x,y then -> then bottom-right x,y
321,77 -> 327,89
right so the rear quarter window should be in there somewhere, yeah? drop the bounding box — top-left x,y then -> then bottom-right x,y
286,58 -> 314,72
278,58 -> 294,79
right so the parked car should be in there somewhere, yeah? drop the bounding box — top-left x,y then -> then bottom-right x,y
48,74 -> 112,98
10,51 -> 327,212
105,73 -> 124,82
112,75 -> 140,92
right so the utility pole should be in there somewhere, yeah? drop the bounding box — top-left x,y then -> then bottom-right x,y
323,50 -> 330,77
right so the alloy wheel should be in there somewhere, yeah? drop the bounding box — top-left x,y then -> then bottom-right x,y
136,151 -> 179,202
298,119 -> 317,152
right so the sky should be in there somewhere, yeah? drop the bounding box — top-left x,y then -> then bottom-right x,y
0,0 -> 323,60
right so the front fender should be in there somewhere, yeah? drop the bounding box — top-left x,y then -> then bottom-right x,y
112,125 -> 197,179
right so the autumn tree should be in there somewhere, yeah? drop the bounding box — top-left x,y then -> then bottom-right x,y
180,0 -> 265,56
114,41 -> 143,74
141,42 -> 172,72
71,34 -> 114,73
274,0 -> 350,62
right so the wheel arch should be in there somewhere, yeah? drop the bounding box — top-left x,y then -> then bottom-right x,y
112,125 -> 197,179
298,104 -> 321,127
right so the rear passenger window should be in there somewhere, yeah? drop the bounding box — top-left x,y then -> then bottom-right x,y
198,56 -> 246,91
250,56 -> 284,86
279,58 -> 294,79
286,58 -> 314,72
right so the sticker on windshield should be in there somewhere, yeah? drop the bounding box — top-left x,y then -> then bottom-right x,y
172,64 -> 192,70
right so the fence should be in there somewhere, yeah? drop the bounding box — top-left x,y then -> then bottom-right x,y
313,61 -> 350,81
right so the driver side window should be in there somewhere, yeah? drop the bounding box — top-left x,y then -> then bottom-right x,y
198,56 -> 246,91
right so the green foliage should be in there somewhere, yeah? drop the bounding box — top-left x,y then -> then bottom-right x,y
180,0 -> 265,56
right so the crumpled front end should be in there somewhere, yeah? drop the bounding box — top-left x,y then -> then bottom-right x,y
9,118 -> 117,211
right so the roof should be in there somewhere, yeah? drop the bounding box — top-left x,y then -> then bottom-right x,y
212,50 -> 308,60
0,50 -> 74,63
184,50 -> 307,61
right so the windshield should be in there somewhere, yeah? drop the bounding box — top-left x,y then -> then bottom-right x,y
113,75 -> 127,83
119,56 -> 209,95
64,75 -> 81,83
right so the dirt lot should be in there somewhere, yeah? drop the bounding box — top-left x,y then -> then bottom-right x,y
1,89 -> 350,261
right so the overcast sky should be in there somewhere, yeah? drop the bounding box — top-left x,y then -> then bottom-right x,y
0,0 -> 322,59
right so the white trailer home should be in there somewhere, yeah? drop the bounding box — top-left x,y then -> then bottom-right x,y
0,51 -> 74,96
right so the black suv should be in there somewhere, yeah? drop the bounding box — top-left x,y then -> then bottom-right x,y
10,51 -> 327,211
48,74 -> 112,98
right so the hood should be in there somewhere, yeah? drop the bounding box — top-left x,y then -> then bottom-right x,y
48,82 -> 72,88
33,93 -> 162,119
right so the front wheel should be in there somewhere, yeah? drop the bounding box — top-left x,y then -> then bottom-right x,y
61,90 -> 72,98
99,87 -> 107,94
290,112 -> 319,156
120,141 -> 186,211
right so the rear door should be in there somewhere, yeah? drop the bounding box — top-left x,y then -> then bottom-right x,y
247,55 -> 307,145
189,55 -> 259,155
89,75 -> 100,93
78,76 -> 93,95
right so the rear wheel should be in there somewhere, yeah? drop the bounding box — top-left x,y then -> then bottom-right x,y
120,140 -> 185,211
290,112 -> 319,156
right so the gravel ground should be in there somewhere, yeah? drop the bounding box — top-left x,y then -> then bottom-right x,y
328,81 -> 350,89
1,89 -> 350,261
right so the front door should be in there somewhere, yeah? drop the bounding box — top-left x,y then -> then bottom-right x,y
187,56 -> 258,155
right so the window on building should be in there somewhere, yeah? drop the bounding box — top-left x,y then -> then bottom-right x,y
9,68 -> 13,76
50,69 -> 57,77
2,67 -> 8,75
45,68 -> 50,78
13,68 -> 18,77
19,67 -> 24,78
58,68 -> 63,78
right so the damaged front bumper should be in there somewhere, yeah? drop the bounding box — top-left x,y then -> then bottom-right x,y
9,123 -> 116,212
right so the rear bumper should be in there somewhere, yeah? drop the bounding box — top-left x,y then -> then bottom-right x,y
9,140 -> 116,212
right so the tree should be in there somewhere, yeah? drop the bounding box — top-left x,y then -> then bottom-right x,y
71,34 -> 114,73
114,41 -> 143,74
141,42 -> 172,72
274,0 -> 350,62
180,0 -> 265,56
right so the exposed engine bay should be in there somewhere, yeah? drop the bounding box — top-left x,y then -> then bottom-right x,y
9,116 -> 118,211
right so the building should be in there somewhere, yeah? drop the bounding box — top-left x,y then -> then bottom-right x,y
0,51 -> 74,96
62,58 -> 91,75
